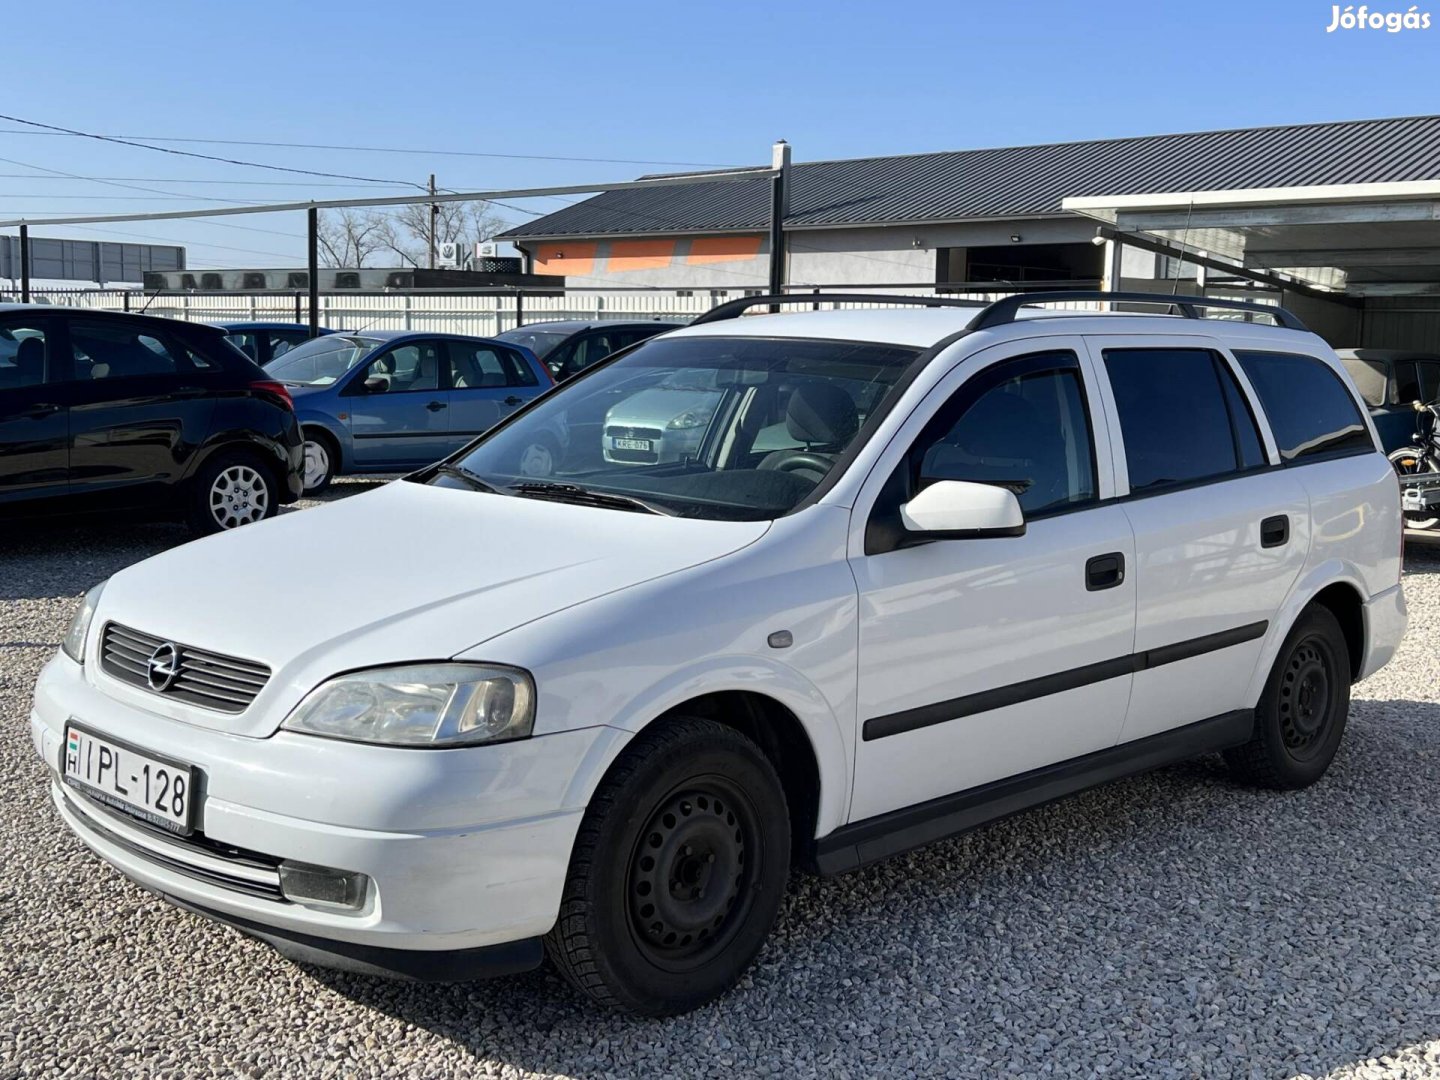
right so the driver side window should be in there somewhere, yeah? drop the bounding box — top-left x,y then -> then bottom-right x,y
361,342 -> 441,393
914,350 -> 1097,517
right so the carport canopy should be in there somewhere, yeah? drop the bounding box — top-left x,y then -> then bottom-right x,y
1064,181 -> 1440,298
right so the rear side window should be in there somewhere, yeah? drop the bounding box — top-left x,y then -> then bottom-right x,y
69,321 -> 205,380
1340,357 -> 1387,408
1104,348 -> 1255,493
1234,351 -> 1374,463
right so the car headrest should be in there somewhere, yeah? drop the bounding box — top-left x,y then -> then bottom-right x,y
15,337 -> 44,383
786,382 -> 858,446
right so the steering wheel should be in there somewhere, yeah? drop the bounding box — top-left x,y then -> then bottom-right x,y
771,452 -> 835,477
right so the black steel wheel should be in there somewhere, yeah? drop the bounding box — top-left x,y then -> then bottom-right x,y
1225,605 -> 1351,789
546,716 -> 790,1015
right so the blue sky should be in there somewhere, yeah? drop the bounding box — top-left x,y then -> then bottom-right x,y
5,0 -> 1437,267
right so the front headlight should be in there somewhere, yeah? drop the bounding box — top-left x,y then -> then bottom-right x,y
666,410 -> 709,430
281,664 -> 535,748
61,582 -> 105,664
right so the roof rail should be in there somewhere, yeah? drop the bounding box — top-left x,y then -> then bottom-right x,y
691,292 -> 988,325
968,290 -> 1310,332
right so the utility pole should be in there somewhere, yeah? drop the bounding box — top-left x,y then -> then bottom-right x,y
428,173 -> 438,270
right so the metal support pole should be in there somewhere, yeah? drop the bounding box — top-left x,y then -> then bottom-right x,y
307,206 -> 320,338
428,174 -> 438,270
515,291 -> 524,328
19,223 -> 30,303
767,140 -> 791,308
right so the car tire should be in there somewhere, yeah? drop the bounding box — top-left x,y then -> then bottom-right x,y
301,430 -> 339,495
545,716 -> 790,1016
187,450 -> 279,535
1224,605 -> 1351,790
1389,446 -> 1438,529
516,432 -> 562,478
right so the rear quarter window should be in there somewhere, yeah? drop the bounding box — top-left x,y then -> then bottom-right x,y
1340,357 -> 1388,408
1235,351 -> 1375,463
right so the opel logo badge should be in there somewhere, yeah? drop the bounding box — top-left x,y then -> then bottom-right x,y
147,642 -> 182,692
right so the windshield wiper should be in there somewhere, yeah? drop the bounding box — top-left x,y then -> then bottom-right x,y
431,463 -> 500,493
507,481 -> 674,516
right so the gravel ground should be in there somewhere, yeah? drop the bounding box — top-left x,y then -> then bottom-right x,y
2,484 -> 1439,1079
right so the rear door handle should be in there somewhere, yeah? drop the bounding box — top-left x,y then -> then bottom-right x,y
22,403 -> 61,418
1261,514 -> 1289,548
426,400 -> 447,412
503,395 -> 523,406
1085,552 -> 1125,591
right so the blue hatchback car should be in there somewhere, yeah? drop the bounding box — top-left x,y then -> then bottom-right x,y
263,329 -> 552,492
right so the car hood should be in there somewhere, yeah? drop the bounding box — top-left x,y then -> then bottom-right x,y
93,481 -> 770,736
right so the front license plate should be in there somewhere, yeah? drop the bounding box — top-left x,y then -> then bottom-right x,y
62,722 -> 195,835
613,438 -> 652,451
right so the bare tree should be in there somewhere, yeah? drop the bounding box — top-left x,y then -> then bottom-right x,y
376,200 -> 507,268
316,209 -> 388,267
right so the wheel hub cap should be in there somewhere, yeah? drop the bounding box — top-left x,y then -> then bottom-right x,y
210,465 -> 269,529
629,791 -> 746,956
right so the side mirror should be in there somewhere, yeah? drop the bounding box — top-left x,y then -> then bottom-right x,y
899,480 -> 1026,540
363,376 -> 389,393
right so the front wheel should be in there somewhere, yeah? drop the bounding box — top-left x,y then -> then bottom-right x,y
546,717 -> 791,1015
301,432 -> 338,494
1389,446 -> 1438,529
1224,605 -> 1351,790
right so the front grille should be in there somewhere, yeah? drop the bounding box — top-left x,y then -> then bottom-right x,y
605,425 -> 665,440
606,448 -> 660,464
101,622 -> 271,714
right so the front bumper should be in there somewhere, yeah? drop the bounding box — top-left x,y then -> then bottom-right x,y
32,654 -> 627,975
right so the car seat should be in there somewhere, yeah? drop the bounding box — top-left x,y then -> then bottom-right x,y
757,383 -> 860,483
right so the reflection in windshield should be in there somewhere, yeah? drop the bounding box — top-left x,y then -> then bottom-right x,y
495,328 -> 570,359
265,336 -> 383,385
442,335 -> 918,521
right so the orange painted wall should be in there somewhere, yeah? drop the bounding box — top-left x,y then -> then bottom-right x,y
606,239 -> 675,272
533,242 -> 596,276
686,235 -> 764,264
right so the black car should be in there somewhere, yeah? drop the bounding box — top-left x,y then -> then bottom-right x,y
494,319 -> 684,381
0,305 -> 304,535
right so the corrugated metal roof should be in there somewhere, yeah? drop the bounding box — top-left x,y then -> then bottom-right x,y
501,115 -> 1440,240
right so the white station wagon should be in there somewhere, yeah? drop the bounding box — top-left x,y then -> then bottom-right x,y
33,292 -> 1407,1015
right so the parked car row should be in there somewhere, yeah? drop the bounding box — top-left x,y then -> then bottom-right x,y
0,313 -> 683,528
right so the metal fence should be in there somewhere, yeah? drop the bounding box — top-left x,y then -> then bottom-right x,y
0,284 -> 1113,336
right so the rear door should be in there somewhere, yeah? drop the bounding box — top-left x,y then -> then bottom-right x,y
1088,334 -> 1310,744
443,340 -> 542,451
63,317 -> 221,509
345,339 -> 450,468
0,314 -> 69,506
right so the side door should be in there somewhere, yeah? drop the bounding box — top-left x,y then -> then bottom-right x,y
1087,335 -> 1310,745
344,339 -> 450,468
848,338 -> 1137,823
64,317 -> 220,508
443,340 -> 541,451
0,315 -> 70,506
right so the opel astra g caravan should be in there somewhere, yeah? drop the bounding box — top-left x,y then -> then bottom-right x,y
34,292 -> 1406,1016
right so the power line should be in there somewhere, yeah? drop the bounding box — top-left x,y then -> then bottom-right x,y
0,112 -> 426,189
0,173 -> 416,188
0,126 -> 727,168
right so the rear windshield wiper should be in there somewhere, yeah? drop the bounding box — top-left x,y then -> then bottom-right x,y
507,481 -> 674,516
431,463 -> 501,493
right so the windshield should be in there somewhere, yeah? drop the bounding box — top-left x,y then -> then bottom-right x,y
440,335 -> 918,521
495,327 -> 571,359
266,335 -> 383,385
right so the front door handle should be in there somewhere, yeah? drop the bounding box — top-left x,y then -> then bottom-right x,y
22,402 -> 61,419
1261,514 -> 1289,548
1085,552 -> 1125,591
503,395 -> 523,406
426,400 -> 447,412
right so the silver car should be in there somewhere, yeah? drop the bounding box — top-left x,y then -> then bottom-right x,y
602,372 -> 726,465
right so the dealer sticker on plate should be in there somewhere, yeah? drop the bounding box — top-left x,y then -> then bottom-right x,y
63,723 -> 195,834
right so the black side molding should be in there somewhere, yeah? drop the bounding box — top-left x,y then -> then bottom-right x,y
813,709 -> 1254,876
863,621 -> 1267,741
